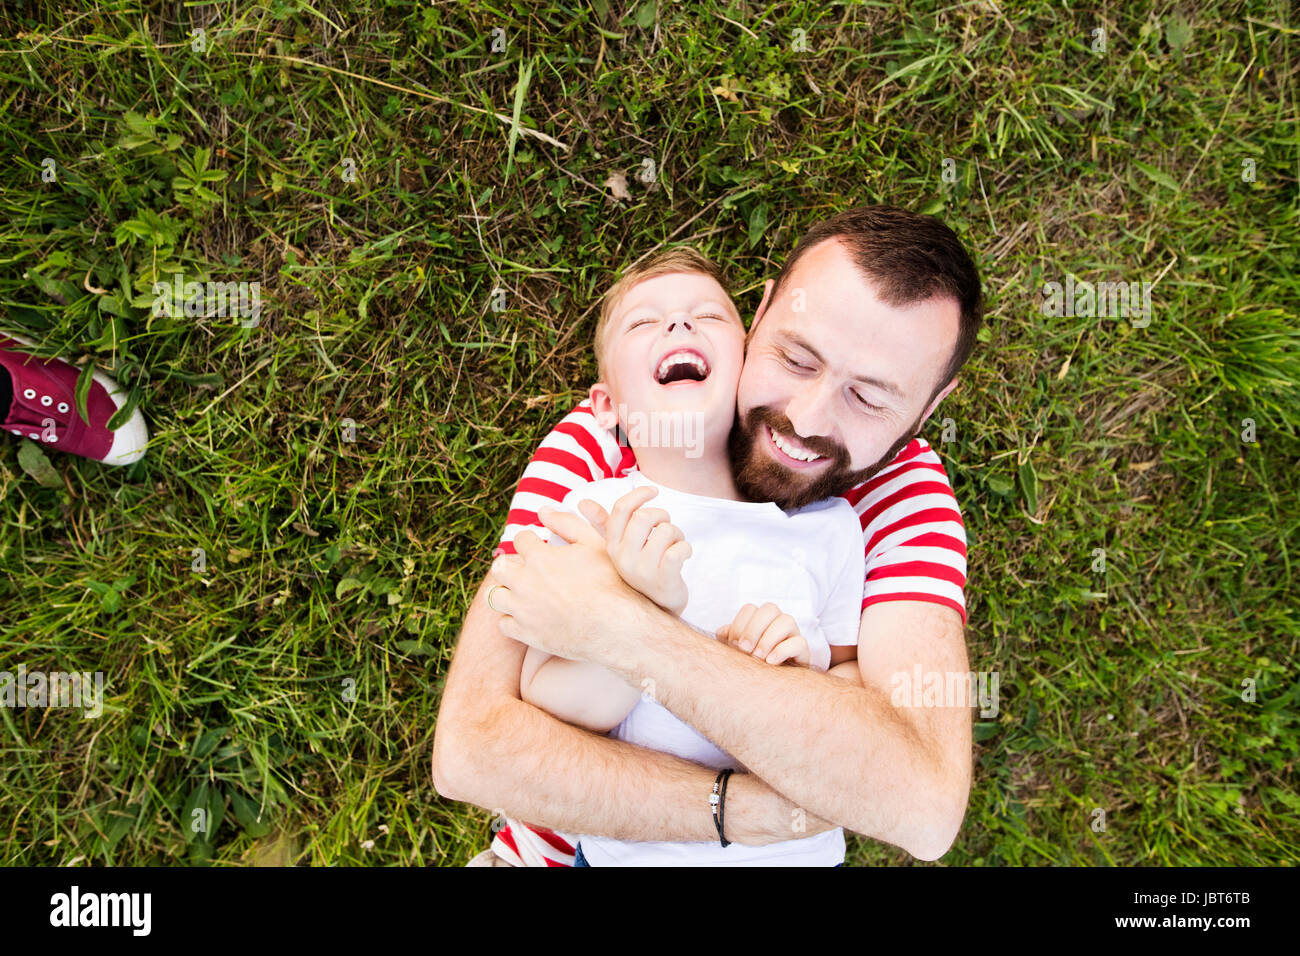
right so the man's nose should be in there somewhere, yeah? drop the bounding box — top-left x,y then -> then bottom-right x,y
783,378 -> 835,439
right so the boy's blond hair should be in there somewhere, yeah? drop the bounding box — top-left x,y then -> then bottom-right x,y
593,247 -> 731,379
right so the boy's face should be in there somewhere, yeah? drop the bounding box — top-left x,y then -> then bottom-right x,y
591,272 -> 745,454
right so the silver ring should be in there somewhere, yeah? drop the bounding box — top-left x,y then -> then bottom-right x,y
486,584 -> 507,613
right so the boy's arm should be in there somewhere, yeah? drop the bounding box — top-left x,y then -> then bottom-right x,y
518,644 -> 552,692
829,644 -> 859,668
520,645 -> 641,734
826,649 -> 863,684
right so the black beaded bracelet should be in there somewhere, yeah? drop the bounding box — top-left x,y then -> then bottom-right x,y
711,768 -> 734,847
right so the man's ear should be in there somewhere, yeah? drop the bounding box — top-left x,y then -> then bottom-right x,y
589,382 -> 619,430
750,278 -> 776,333
920,375 -> 959,425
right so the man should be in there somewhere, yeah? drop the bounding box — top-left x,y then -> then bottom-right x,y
433,205 -> 983,864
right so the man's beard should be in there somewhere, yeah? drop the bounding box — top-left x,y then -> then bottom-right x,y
727,405 -> 922,510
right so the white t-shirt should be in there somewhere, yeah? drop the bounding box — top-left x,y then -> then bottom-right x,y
553,468 -> 864,866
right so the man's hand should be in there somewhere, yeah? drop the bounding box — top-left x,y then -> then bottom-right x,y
716,602 -> 811,666
582,486 -> 692,616
488,505 -> 658,670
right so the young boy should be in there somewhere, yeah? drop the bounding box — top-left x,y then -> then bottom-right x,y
493,249 -> 864,866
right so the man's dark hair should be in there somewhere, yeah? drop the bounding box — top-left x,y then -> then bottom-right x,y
769,205 -> 984,400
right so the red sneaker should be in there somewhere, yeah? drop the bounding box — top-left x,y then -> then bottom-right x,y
0,332 -> 148,466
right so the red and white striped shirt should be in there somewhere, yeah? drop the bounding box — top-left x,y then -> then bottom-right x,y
490,398 -> 968,866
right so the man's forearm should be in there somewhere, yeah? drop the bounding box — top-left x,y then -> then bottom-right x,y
433,577 -> 838,846
596,598 -> 971,858
447,695 -> 829,844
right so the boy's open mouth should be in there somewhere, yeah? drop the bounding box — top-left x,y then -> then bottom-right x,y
654,347 -> 711,385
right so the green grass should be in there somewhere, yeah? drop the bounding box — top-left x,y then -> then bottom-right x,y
0,0 -> 1296,866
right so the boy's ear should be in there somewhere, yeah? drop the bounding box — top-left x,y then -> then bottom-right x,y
589,382 -> 618,430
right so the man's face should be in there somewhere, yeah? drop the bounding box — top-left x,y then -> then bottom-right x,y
731,238 -> 961,509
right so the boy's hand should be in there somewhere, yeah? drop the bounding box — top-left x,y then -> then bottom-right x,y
716,603 -> 810,667
575,486 -> 691,616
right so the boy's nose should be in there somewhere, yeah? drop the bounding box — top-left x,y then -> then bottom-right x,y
664,313 -> 694,333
